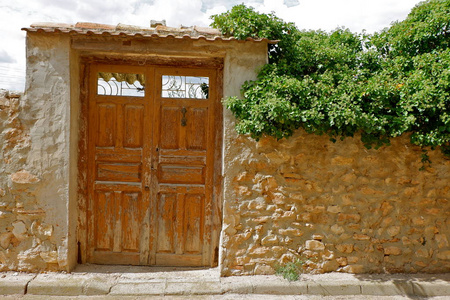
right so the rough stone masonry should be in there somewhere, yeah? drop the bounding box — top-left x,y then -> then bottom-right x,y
220,127 -> 450,276
0,89 -> 64,271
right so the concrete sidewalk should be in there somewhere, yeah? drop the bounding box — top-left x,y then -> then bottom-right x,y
0,265 -> 449,298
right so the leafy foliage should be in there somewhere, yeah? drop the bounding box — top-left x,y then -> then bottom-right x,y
275,259 -> 303,281
210,0 -> 450,158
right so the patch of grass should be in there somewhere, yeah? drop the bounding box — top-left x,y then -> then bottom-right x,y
275,259 -> 303,281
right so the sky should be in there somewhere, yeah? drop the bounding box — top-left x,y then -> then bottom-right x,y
0,0 -> 423,92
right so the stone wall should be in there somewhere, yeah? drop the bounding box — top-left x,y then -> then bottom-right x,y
220,129 -> 450,276
0,30 -> 73,272
0,90 -> 58,271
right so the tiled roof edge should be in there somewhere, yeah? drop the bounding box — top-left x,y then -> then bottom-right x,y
22,22 -> 278,44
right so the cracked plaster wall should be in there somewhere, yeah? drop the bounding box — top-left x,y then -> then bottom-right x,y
0,32 -> 73,271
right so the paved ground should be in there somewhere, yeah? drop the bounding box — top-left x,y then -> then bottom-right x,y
0,265 -> 449,299
0,295 -> 426,299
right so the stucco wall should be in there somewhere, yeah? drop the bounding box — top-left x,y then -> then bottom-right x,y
0,33 -> 73,271
220,128 -> 450,276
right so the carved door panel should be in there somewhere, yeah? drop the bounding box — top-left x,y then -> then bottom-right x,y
87,64 -> 151,265
86,64 -> 219,267
150,68 -> 216,266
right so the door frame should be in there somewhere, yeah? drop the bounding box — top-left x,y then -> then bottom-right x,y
77,55 -> 224,266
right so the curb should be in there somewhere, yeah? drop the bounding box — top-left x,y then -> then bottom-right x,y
0,272 -> 448,297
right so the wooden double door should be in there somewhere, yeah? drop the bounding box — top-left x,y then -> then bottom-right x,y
85,63 -> 221,267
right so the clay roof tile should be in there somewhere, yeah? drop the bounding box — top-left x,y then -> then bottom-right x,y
75,22 -> 116,30
22,22 -> 278,44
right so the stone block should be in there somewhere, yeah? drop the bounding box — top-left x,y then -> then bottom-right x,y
84,275 -> 115,295
380,201 -> 393,216
331,224 -> 344,235
0,232 -> 13,249
307,280 -> 361,295
360,280 -> 414,296
342,264 -> 364,274
252,216 -> 270,224
39,251 -> 58,263
412,279 -> 450,297
435,234 -> 449,248
270,193 -> 286,205
110,281 -> 166,295
335,244 -> 354,253
10,170 -> 40,184
437,250 -> 450,260
331,156 -> 355,165
312,234 -> 324,241
280,211 -> 295,219
412,216 -> 425,226
387,226 -> 401,237
27,274 -> 85,295
321,249 -> 334,260
261,234 -> 279,246
165,280 -> 221,295
384,246 -> 402,256
252,276 -> 307,295
415,249 -> 430,258
321,260 -> 339,272
341,173 -> 357,183
327,205 -> 342,213
353,234 -> 370,241
232,231 -> 252,244
338,214 -> 361,223
0,273 -> 35,295
347,256 -> 359,264
235,185 -> 252,196
254,264 -> 275,275
220,276 -> 253,294
249,247 -> 271,257
12,221 -> 27,237
278,228 -> 303,237
305,240 -> 325,251
361,187 -> 383,195
336,257 -> 348,266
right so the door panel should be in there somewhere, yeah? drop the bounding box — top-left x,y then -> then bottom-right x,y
156,193 -> 176,253
123,104 -> 144,147
87,65 -> 150,265
186,107 -> 208,150
151,68 -> 216,266
86,64 -> 219,267
160,107 -> 180,149
96,103 -> 116,147
184,193 -> 204,254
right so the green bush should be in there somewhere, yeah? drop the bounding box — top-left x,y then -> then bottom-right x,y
210,0 -> 450,159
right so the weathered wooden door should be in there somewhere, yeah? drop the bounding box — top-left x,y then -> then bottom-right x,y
86,63 -> 220,267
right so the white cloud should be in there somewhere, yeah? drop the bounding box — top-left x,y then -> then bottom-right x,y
0,0 -> 424,91
250,0 -> 422,33
0,50 -> 16,63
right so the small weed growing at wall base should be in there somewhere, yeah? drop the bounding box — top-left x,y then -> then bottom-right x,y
276,259 -> 303,281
